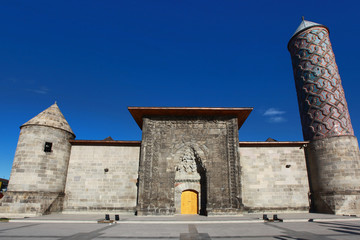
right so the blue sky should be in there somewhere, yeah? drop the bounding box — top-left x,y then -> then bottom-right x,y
1,0 -> 360,179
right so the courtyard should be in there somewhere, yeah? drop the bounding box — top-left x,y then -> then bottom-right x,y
1,213 -> 360,239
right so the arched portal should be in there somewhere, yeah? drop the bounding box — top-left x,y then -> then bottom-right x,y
174,146 -> 207,215
181,190 -> 198,214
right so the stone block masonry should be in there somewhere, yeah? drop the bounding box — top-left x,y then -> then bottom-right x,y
0,113 -> 74,217
137,116 -> 242,215
306,136 -> 360,215
63,144 -> 140,214
8,125 -> 73,192
240,144 -> 310,212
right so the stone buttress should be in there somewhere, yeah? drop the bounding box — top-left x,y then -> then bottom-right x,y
0,103 -> 75,217
288,19 -> 360,215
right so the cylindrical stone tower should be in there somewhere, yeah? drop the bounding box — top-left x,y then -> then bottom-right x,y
1,103 -> 75,217
288,19 -> 360,215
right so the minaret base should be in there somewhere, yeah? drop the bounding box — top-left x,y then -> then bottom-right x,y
305,136 -> 360,215
0,191 -> 64,218
312,192 -> 360,216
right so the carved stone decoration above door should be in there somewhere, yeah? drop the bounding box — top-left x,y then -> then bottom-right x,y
175,147 -> 201,181
174,147 -> 204,214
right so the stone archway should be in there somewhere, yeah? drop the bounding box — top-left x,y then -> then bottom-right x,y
174,146 -> 207,215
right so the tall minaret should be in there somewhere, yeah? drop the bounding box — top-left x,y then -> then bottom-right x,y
288,18 -> 360,215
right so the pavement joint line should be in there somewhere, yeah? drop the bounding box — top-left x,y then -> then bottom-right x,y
9,220 -> 99,224
311,218 -> 360,222
7,218 -> 360,224
118,220 -> 264,224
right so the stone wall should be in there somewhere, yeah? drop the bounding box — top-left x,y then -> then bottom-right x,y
8,125 -> 74,192
306,136 -> 360,215
0,192 -> 63,218
0,125 -> 74,217
240,144 -> 309,212
137,116 -> 242,215
63,144 -> 140,214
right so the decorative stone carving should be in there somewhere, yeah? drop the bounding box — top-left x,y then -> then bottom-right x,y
175,147 -> 203,183
136,116 -> 242,215
177,148 -> 197,173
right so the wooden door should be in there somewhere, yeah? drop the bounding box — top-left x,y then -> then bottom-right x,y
181,190 -> 198,214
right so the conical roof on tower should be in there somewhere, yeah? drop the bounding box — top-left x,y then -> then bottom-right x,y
21,102 -> 75,136
288,18 -> 329,50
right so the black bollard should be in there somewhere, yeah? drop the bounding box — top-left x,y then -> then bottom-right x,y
273,214 -> 283,222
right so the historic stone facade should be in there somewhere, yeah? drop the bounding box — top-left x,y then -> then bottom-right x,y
0,103 -> 75,217
137,115 -> 242,215
0,19 -> 359,218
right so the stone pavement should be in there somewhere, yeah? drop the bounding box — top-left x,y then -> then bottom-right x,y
1,213 -> 360,239
7,212 -> 360,223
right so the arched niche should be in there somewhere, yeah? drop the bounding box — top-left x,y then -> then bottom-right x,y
174,146 -> 207,215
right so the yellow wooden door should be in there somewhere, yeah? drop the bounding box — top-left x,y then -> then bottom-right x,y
181,190 -> 198,214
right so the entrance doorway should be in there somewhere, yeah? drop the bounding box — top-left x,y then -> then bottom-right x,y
181,190 -> 198,214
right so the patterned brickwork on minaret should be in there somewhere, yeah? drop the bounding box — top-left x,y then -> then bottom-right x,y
288,23 -> 354,141
288,19 -> 360,215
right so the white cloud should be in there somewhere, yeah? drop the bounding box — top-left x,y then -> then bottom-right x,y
264,108 -> 285,116
269,116 -> 286,123
263,108 -> 287,123
27,86 -> 49,95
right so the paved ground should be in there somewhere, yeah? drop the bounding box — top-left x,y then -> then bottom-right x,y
1,213 -> 360,239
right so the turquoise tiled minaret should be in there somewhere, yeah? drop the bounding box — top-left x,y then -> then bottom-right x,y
288,19 -> 360,215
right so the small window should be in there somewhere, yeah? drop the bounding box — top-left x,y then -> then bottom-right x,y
44,142 -> 52,152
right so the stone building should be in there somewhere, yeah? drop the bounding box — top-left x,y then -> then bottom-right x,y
0,19 -> 359,217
